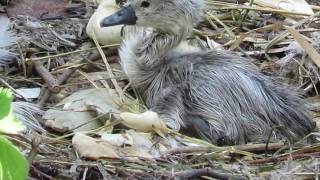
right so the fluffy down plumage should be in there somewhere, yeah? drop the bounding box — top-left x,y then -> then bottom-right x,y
0,16 -> 16,65
102,0 -> 316,145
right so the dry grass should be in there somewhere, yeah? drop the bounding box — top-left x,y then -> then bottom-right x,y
1,0 -> 320,179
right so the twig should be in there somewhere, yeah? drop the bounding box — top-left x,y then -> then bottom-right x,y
97,163 -> 112,180
27,136 -> 41,164
164,143 -> 284,156
16,42 -> 27,77
26,44 -> 119,62
2,133 -> 31,149
31,165 -> 54,180
175,168 -> 247,180
215,0 -> 247,3
0,77 -> 28,101
37,68 -> 76,107
207,12 -> 235,38
81,167 -> 88,180
164,146 -> 211,156
116,168 -> 144,179
247,151 -> 320,165
91,30 -> 124,101
264,11 -> 320,58
33,61 -> 60,93
77,69 -> 100,88
236,143 -> 285,152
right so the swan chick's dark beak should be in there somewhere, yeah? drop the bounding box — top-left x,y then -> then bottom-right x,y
100,5 -> 137,27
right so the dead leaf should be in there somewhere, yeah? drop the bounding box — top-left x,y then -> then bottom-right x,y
73,133 -> 154,160
44,109 -> 101,133
57,88 -> 121,114
100,131 -> 161,157
72,133 -> 120,160
43,88 -> 122,133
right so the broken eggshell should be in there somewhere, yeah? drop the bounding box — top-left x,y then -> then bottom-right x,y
86,0 -> 122,45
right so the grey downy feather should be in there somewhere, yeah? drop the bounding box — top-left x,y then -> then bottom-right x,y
118,0 -> 316,145
0,16 -> 16,65
13,102 -> 46,134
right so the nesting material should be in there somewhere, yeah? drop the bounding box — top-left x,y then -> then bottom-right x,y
253,0 -> 314,15
72,133 -> 120,160
43,88 -> 121,132
72,132 -> 155,160
3,0 -> 320,178
15,88 -> 41,100
13,102 -> 45,133
86,0 -> 122,45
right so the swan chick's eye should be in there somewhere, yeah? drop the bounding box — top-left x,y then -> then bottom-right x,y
141,1 -> 150,8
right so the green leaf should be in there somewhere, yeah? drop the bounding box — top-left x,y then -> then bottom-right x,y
0,88 -> 12,120
0,88 -> 25,134
0,136 -> 28,180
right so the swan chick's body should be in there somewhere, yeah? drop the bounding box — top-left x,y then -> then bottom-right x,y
100,0 -> 315,145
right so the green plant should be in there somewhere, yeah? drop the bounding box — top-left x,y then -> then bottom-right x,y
0,88 -> 28,180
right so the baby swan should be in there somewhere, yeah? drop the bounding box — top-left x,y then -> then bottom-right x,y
100,0 -> 315,145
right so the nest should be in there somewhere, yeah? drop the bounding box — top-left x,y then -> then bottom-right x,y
1,0 -> 320,179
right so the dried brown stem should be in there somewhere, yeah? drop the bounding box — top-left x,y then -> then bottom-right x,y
175,168 -> 247,180
31,165 -> 54,180
37,68 -> 76,107
236,143 -> 285,152
247,152 -> 320,165
164,143 -> 285,156
33,61 -> 60,93
27,136 -> 41,164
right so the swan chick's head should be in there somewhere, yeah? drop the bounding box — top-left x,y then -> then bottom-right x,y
100,0 -> 204,35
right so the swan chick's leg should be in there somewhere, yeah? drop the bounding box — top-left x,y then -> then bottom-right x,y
120,111 -> 169,132
120,88 -> 184,133
150,87 -> 184,132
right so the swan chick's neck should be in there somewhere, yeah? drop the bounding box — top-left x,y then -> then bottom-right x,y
119,27 -> 186,76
